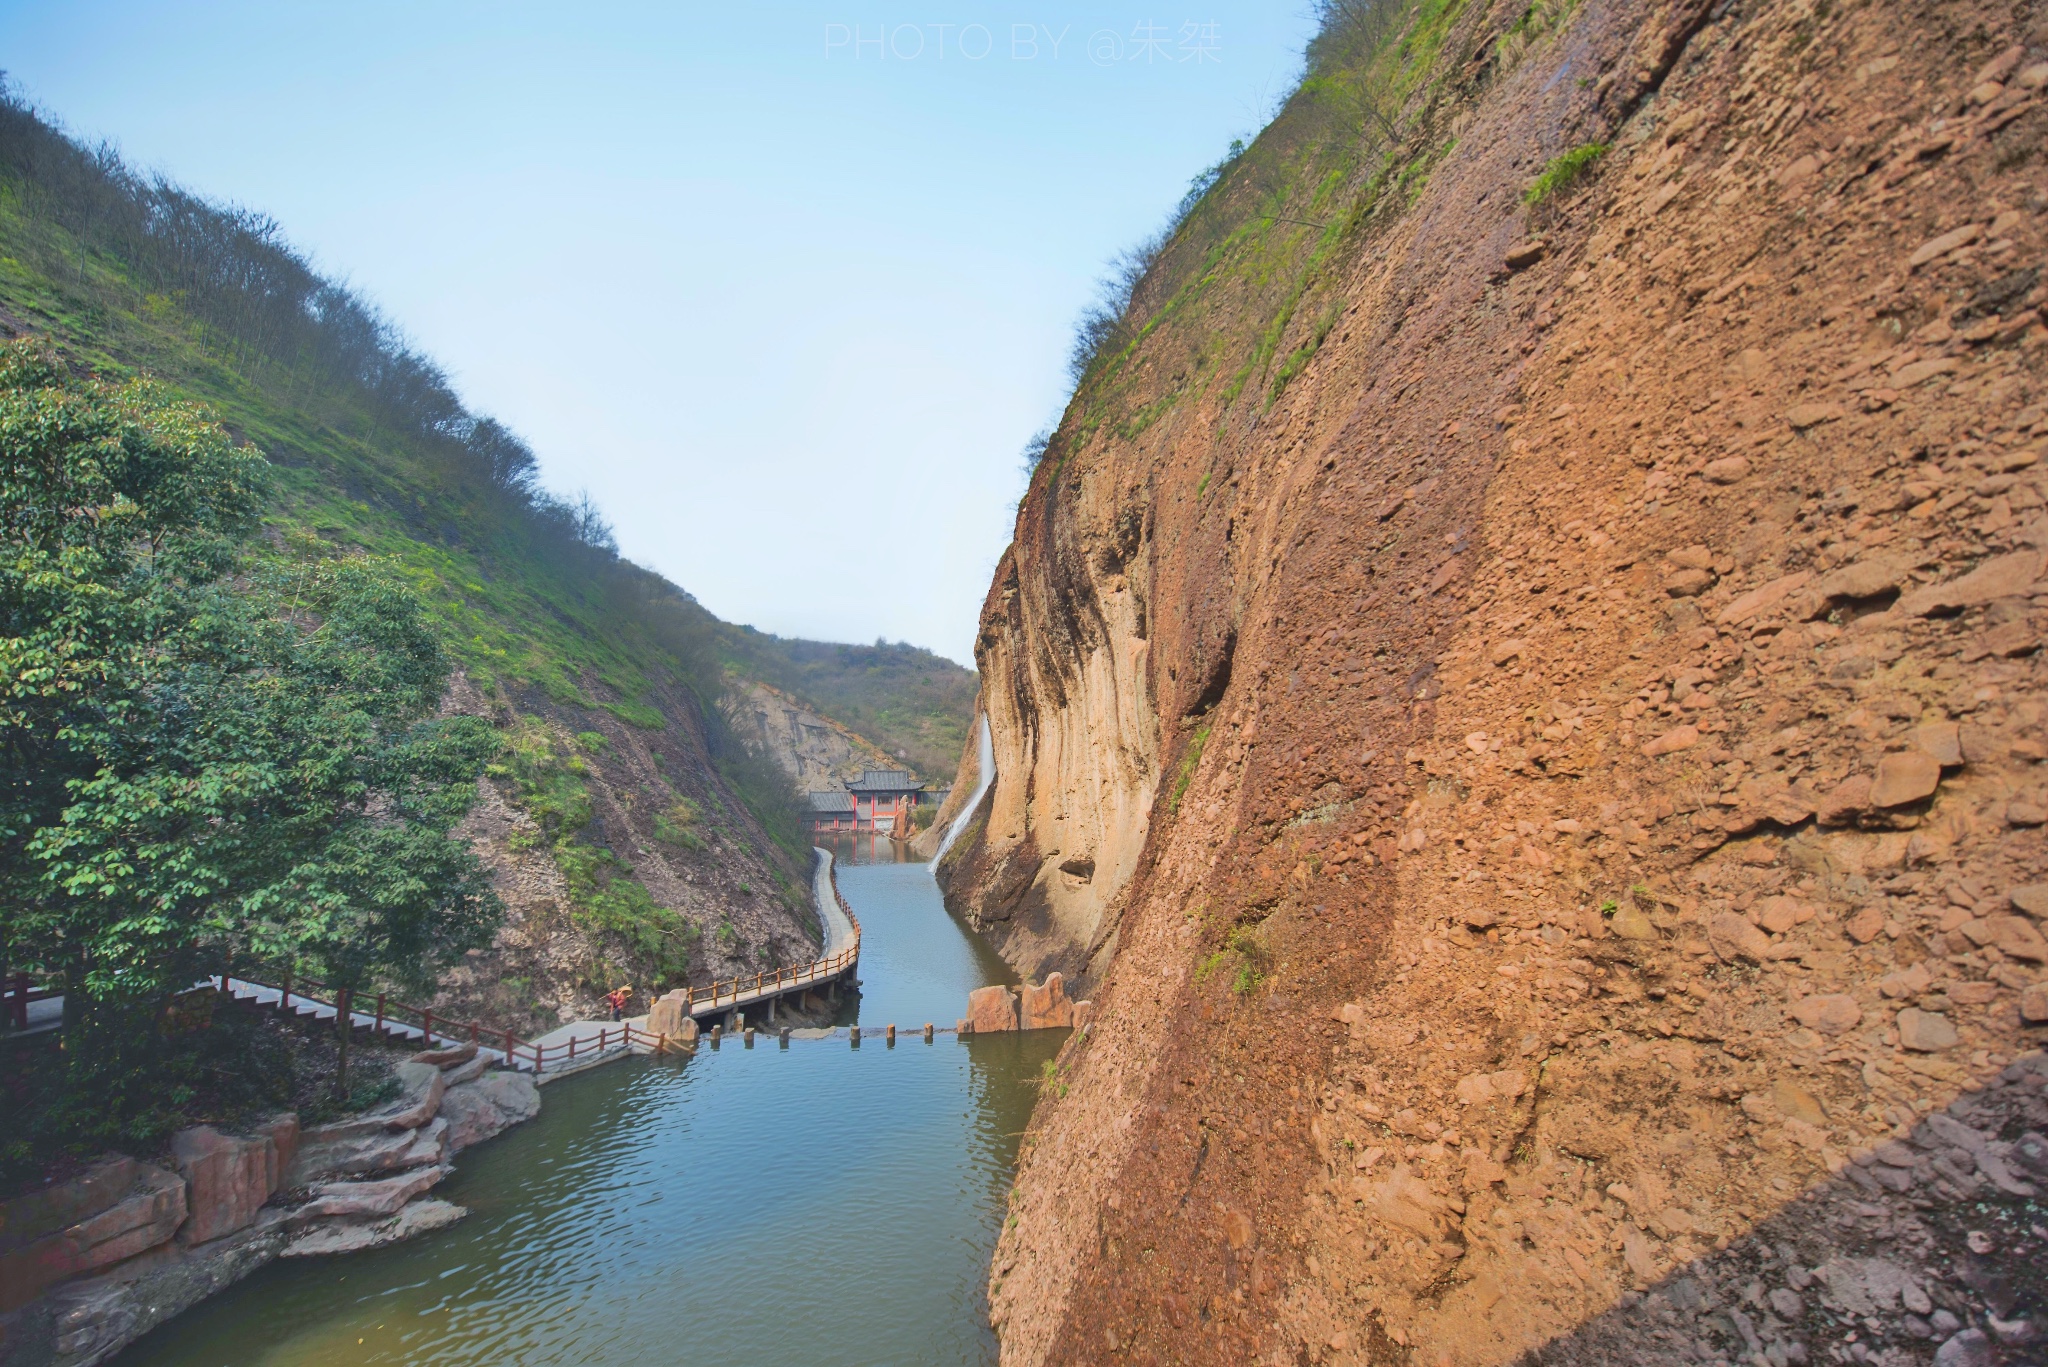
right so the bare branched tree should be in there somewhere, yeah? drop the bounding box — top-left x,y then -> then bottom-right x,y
1304,0 -> 1414,151
459,417 -> 541,494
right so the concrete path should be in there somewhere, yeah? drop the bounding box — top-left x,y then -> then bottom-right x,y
527,1015 -> 647,1069
814,846 -> 856,958
215,976 -> 532,1070
5,993 -> 64,1037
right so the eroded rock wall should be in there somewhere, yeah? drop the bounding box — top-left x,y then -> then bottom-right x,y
958,0 -> 2048,1360
725,680 -> 897,793
937,530 -> 1162,984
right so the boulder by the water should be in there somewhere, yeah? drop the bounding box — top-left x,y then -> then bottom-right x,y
966,985 -> 1019,1033
646,988 -> 690,1039
441,1071 -> 541,1153
170,1117 -> 296,1245
295,1164 -> 448,1222
1019,974 -> 1072,1030
286,1115 -> 448,1186
281,1198 -> 468,1258
0,1157 -> 188,1312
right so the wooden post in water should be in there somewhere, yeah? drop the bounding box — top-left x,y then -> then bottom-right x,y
744,1026 -> 755,1047
924,1023 -> 934,1042
886,1023 -> 896,1046
850,1026 -> 860,1049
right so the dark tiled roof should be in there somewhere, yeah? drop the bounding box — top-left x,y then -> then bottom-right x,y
845,769 -> 920,794
805,791 -> 856,812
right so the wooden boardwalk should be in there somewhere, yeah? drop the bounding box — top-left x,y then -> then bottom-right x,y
159,848 -> 859,1077
661,846 -> 861,1028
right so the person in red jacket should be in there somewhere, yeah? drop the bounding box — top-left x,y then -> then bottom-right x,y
605,985 -> 632,1021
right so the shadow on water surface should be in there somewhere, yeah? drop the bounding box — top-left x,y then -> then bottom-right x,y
117,856 -> 1063,1367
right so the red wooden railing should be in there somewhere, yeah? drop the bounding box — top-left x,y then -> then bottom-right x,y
670,892 -> 861,1011
3,973 -> 57,1030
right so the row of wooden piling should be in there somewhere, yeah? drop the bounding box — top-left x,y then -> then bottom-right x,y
686,1021 -> 951,1049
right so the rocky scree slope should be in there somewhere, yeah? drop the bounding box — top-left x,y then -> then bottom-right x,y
949,0 -> 2048,1361
426,672 -> 822,1036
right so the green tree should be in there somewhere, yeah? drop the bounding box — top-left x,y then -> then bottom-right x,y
0,339 -> 501,1141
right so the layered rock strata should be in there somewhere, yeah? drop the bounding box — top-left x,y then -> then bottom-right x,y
952,0 -> 2048,1360
0,1047 -> 539,1367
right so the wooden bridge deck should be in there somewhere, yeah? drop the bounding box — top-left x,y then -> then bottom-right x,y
670,846 -> 860,1025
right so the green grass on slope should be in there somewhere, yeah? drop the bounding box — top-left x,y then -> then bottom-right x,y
1034,0 -> 1581,477
0,115 -> 820,974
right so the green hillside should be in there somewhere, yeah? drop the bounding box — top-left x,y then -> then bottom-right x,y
0,87 -> 969,994
717,628 -> 977,780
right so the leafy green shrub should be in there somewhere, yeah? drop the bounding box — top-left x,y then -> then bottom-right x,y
1226,927 -> 1269,994
1495,0 -> 1583,64
499,720 -> 594,838
1194,925 -> 1269,996
1524,143 -> 1609,204
551,840 -> 697,984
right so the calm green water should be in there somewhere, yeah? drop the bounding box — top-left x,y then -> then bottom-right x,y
119,845 -> 1061,1367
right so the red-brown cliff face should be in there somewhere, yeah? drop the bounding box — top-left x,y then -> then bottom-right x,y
942,0 -> 2048,1358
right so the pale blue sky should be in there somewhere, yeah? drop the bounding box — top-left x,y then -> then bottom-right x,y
0,2 -> 1320,666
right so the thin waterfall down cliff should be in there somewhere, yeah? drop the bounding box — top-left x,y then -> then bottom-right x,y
931,715 -> 992,870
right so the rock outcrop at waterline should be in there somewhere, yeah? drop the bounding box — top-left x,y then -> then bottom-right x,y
0,1048 -> 539,1367
941,0 -> 2048,1360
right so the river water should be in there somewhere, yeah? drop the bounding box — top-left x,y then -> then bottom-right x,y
120,843 -> 1060,1367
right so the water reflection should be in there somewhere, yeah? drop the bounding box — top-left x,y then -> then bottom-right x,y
817,831 -> 917,866
119,858 -> 1059,1367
